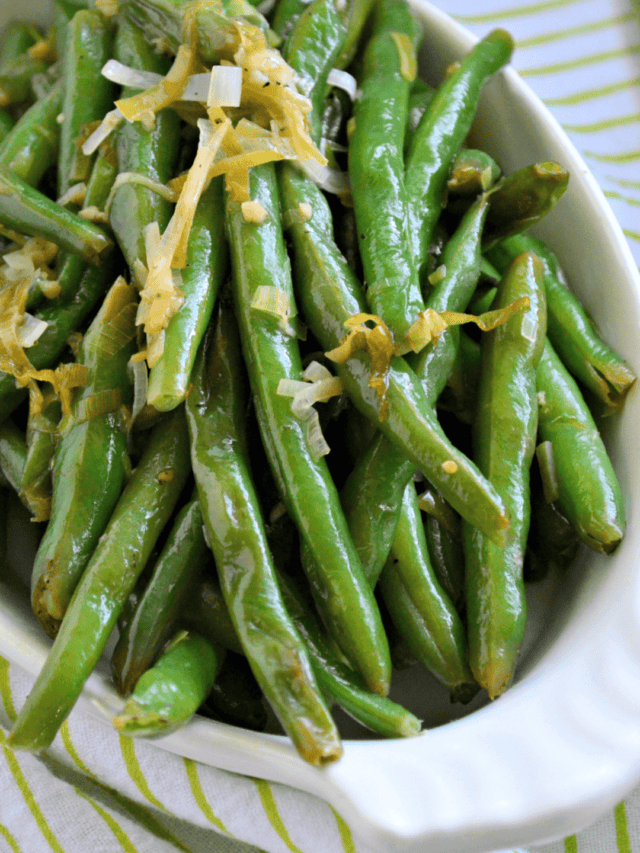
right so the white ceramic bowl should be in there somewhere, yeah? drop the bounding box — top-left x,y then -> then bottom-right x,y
2,2 -> 640,852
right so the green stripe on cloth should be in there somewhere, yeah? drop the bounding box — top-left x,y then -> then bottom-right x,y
605,189 -> 640,207
119,735 -> 168,813
520,44 -> 640,77
565,837 -> 578,853
75,789 -> 141,853
545,76 -> 640,105
61,722 -> 189,852
0,657 -> 17,722
584,149 -> 640,163
0,821 -> 23,853
609,177 -> 640,190
455,0 -> 583,24
516,13 -> 635,48
0,730 -> 66,853
253,778 -> 304,853
60,721 -> 93,776
563,113 -> 640,133
614,801 -> 632,853
331,808 -> 356,853
623,228 -> 640,242
183,757 -> 230,836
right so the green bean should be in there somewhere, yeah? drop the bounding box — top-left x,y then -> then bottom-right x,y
0,81 -> 63,187
113,630 -> 225,738
9,406 -> 191,752
487,231 -> 636,411
423,510 -> 465,613
282,0 -> 346,143
0,55 -> 49,108
405,29 -> 513,276
383,481 -> 475,695
0,164 -> 112,261
448,149 -> 501,196
185,576 -> 245,656
0,251 -> 118,420
110,19 -> 180,279
229,163 -> 391,696
277,568 -> 422,738
121,0 -> 272,65
270,0 -> 310,39
111,496 -> 210,696
20,398 -> 60,521
0,418 -> 27,495
58,11 -> 115,197
438,330 -> 481,425
31,277 -> 137,636
349,0 -> 423,340
536,339 -> 625,553
464,251 -> 546,698
279,168 -> 506,559
147,178 -> 227,412
483,161 -> 569,248
186,304 -> 343,765
0,24 -> 40,72
336,0 -> 375,70
0,109 -> 13,143
524,462 -> 580,582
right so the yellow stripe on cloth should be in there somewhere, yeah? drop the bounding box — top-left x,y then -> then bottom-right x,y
183,756 -> 231,836
331,807 -> 357,853
119,734 -> 168,813
253,778 -> 305,853
0,657 -> 17,722
564,835 -> 578,852
456,0 -> 583,24
545,76 -> 640,106
0,730 -> 66,853
516,13 -> 635,48
75,789 -> 141,853
0,821 -> 23,853
614,801 -> 632,853
520,45 -> 640,77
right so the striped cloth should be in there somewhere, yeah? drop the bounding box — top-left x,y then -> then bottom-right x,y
1,0 -> 639,852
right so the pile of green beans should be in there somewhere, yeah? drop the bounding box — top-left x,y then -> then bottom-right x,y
0,0 -> 633,764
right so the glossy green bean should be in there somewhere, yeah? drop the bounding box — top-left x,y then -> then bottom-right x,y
0,252 -> 118,420
0,81 -> 62,187
58,10 -> 115,197
279,167 -> 506,561
0,418 -> 27,495
0,164 -> 112,261
111,496 -> 211,696
113,630 -> 225,738
110,19 -> 180,279
405,28 -> 513,276
464,252 -> 546,698
385,481 -> 474,694
147,178 -> 227,412
229,163 -> 391,696
30,278 -> 137,636
186,304 -> 343,765
536,339 -> 625,553
487,231 -> 636,411
349,0 -> 423,340
9,407 -> 191,751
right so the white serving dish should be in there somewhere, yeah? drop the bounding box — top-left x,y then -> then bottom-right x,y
2,1 -> 640,851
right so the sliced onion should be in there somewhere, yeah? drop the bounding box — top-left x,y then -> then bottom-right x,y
101,60 -> 163,90
16,314 -> 48,348
82,108 -> 124,156
327,68 -> 358,101
299,159 -> 350,195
